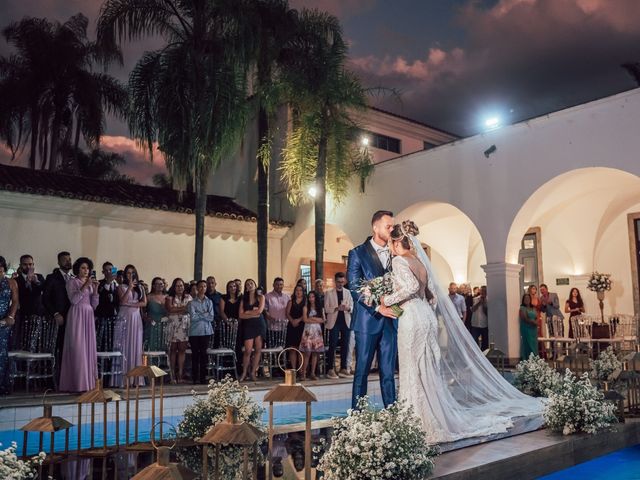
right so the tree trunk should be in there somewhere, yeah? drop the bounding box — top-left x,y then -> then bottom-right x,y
29,106 -> 39,170
257,106 -> 269,289
315,130 -> 328,282
49,116 -> 60,171
193,170 -> 207,281
73,115 -> 82,173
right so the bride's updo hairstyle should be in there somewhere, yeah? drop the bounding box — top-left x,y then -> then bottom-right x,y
390,220 -> 419,250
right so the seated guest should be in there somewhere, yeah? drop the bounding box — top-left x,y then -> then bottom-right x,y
0,256 -> 18,395
299,291 -> 325,381
519,294 -> 538,361
324,272 -> 353,379
15,254 -> 46,351
144,277 -> 167,351
188,280 -> 214,385
264,277 -> 290,332
565,288 -> 585,338
285,285 -> 306,370
165,278 -> 191,384
238,279 -> 266,382
95,262 -> 119,352
59,257 -> 99,393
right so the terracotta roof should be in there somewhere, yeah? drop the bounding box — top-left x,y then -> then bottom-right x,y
0,164 -> 289,226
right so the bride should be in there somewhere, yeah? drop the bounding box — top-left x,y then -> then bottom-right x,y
380,220 -> 544,444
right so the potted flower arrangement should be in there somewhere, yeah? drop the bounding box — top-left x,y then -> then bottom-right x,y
0,442 -> 45,479
590,346 -> 622,384
587,271 -> 612,322
513,354 -> 562,397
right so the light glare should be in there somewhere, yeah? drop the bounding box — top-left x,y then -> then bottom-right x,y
308,186 -> 317,198
485,117 -> 500,129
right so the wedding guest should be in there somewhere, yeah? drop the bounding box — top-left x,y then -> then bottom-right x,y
205,276 -> 222,318
313,279 -> 324,309
264,277 -> 290,332
220,280 -> 242,321
448,282 -> 467,324
528,285 -> 544,355
296,278 -> 308,294
115,264 -> 147,386
234,279 -> 243,293
165,278 -> 191,384
43,251 -> 73,383
0,256 -> 18,395
188,280 -> 214,384
471,286 -> 489,350
116,270 -> 125,285
324,272 -> 353,379
564,288 -> 585,338
473,286 -> 480,297
238,279 -> 266,382
462,284 -> 474,331
285,285 -> 306,370
15,255 -> 46,351
59,257 -> 99,393
519,294 -> 538,360
540,284 -> 564,334
188,281 -> 198,298
95,262 -> 119,352
144,277 -> 167,351
300,291 -> 325,381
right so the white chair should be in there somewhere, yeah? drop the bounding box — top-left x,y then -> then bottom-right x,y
142,320 -> 170,372
96,316 -> 125,384
261,319 -> 288,377
207,319 -> 238,380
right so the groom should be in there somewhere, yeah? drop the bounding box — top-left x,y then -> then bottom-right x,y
347,210 -> 398,408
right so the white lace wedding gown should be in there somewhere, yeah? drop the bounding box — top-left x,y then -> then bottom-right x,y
384,249 -> 544,444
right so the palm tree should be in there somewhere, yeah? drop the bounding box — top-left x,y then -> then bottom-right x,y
59,145 -> 136,183
0,14 -> 126,170
279,9 -> 373,281
97,0 -> 255,280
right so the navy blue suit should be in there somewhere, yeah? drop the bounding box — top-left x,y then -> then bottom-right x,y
347,238 -> 397,408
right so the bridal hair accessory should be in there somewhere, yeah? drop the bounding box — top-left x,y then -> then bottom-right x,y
392,220 -> 420,241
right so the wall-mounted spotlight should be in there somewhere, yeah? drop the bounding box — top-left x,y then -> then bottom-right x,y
484,144 -> 497,158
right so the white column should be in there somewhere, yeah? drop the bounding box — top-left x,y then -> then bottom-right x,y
481,262 -> 523,361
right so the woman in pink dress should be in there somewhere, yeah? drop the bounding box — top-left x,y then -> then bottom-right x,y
116,264 -> 147,386
59,257 -> 99,393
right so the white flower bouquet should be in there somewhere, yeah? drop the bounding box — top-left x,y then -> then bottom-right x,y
590,346 -> 622,382
357,273 -> 403,317
513,354 -> 562,397
316,397 -> 438,480
177,376 -> 265,479
587,272 -> 612,292
0,442 -> 45,480
543,369 -> 617,435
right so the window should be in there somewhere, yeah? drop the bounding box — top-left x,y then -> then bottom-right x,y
363,131 -> 401,154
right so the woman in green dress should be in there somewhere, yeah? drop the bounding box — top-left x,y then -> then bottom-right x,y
144,277 -> 167,351
520,293 -> 538,360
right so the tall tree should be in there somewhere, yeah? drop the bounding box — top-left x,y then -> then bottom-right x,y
97,0 -> 254,280
0,14 -> 126,170
280,9 -> 373,281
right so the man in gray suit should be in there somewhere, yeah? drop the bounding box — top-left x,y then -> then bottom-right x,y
540,284 -> 564,334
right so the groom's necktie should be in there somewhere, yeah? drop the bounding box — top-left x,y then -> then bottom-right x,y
377,246 -> 392,271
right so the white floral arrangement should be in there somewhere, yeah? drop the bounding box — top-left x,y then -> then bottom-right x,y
0,442 -> 45,479
543,369 -> 617,435
514,354 -> 561,397
590,346 -> 622,382
177,377 -> 265,479
316,397 -> 438,480
587,271 -> 612,292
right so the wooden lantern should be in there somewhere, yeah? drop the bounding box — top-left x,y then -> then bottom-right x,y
483,342 -> 506,374
602,381 -> 626,421
125,362 -> 168,451
616,361 -> 640,416
198,406 -> 264,480
76,379 -> 122,456
264,348 -> 317,480
131,446 -> 198,480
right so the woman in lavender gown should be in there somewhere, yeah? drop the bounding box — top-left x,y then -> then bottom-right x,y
59,257 -> 99,393
115,264 -> 147,386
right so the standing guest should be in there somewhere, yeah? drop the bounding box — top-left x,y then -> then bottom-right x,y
324,272 -> 353,379
285,285 -> 306,370
59,257 -> 99,393
205,276 -> 222,318
565,288 -> 585,338
448,282 -> 467,325
296,278 -> 308,294
165,278 -> 192,384
300,291 -> 325,381
43,251 -> 73,384
188,281 -> 198,298
115,264 -> 147,387
234,279 -> 243,294
116,270 -> 125,285
519,294 -> 538,360
313,279 -> 325,309
540,284 -> 565,335
528,285 -> 544,355
238,279 -> 266,382
0,256 -> 18,395
264,277 -> 290,332
473,286 -> 480,297
220,281 -> 242,321
462,284 -> 474,332
471,286 -> 489,350
15,255 -> 46,351
95,262 -> 119,352
144,278 -> 167,351
188,280 -> 214,384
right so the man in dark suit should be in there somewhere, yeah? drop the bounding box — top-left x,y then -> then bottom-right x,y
347,210 -> 397,408
43,251 -> 73,384
15,254 -> 47,351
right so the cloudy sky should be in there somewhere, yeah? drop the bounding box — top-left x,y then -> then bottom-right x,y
2,0 -> 640,182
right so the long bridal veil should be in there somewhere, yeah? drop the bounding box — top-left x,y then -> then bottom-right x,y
410,235 -> 543,419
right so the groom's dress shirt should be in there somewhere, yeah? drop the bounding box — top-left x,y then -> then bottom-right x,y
369,238 -> 390,270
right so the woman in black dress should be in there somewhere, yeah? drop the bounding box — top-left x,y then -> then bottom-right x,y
238,279 -> 266,381
564,287 -> 585,338
286,285 -> 306,371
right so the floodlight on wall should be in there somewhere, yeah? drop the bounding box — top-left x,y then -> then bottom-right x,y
483,144 -> 497,158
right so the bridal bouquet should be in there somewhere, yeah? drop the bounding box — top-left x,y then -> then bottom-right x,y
317,397 -> 438,480
587,272 -> 612,292
357,273 -> 403,317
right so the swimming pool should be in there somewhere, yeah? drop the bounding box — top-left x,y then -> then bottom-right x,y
539,444 -> 640,479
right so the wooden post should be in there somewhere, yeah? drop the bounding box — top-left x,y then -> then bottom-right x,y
50,431 -> 54,456
253,443 -> 258,480
125,383 -> 130,446
38,432 -> 43,453
214,444 -> 219,480
202,444 -> 209,479
90,402 -> 95,449
65,429 -> 69,456
49,432 -> 54,477
243,446 -> 249,479
159,377 -> 164,440
134,385 -> 140,443
115,401 -> 120,447
102,400 -> 107,451
151,377 -> 156,442
22,431 -> 27,458
268,402 -> 273,480
305,401 -> 311,480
